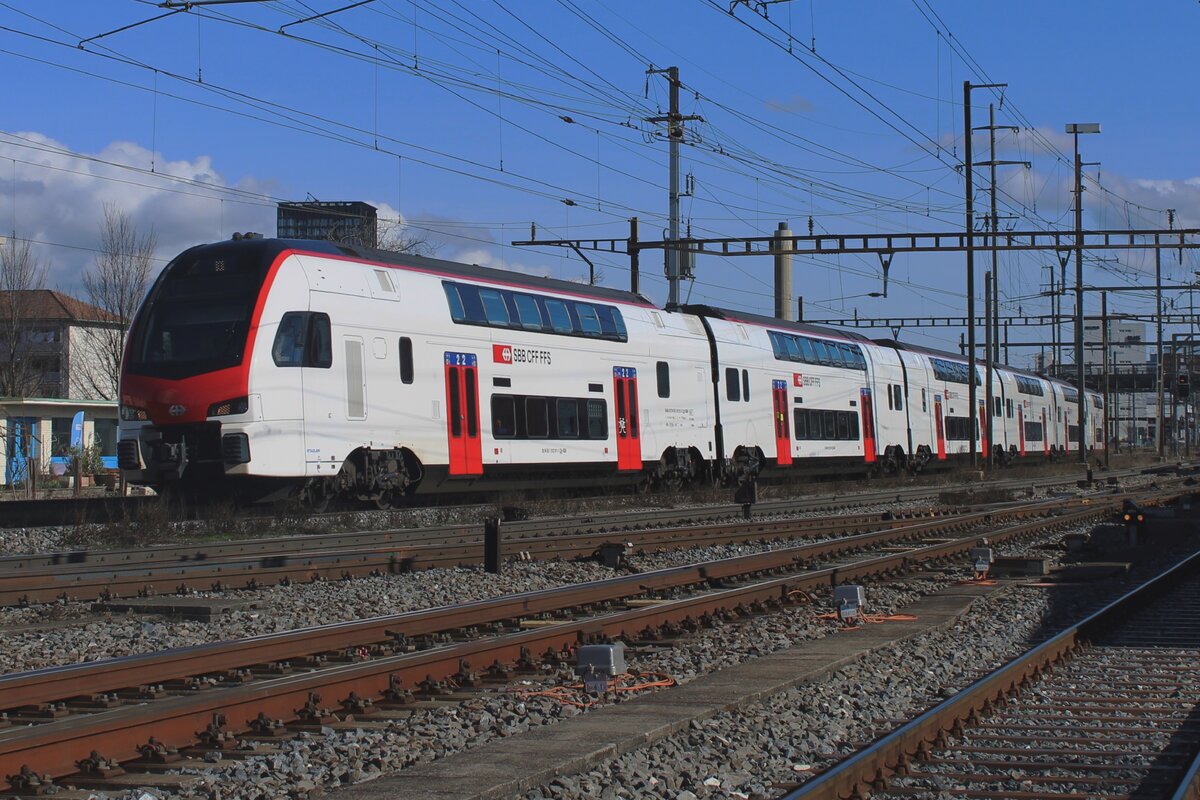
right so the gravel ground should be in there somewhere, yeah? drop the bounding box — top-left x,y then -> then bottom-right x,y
66,517 -> 1150,800
0,496 -> 1069,674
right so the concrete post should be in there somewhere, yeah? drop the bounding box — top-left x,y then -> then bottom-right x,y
774,222 -> 794,321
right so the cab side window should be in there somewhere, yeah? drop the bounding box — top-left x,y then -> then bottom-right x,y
273,312 -> 331,368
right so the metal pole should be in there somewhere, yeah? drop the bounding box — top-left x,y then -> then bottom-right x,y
1102,291 -> 1110,468
1156,245 -> 1164,458
964,81 -> 978,469
1074,133 -> 1087,462
989,104 -> 1001,365
628,217 -> 640,295
985,272 -> 993,469
667,67 -> 681,309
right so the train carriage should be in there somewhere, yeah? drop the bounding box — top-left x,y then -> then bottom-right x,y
118,238 -> 1106,504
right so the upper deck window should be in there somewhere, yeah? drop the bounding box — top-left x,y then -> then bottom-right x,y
1015,375 -> 1045,396
768,330 -> 866,371
930,356 -> 981,386
442,281 -> 628,343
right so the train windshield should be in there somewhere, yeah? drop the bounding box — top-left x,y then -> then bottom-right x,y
125,245 -> 273,379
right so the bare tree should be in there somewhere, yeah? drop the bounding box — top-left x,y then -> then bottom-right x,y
81,206 -> 157,400
375,219 -> 439,257
0,238 -> 47,397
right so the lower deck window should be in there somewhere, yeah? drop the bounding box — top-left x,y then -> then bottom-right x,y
793,408 -> 860,441
945,416 -> 977,441
492,395 -> 607,440
1024,421 -> 1044,442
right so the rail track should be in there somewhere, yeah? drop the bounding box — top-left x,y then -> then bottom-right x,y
0,462 -> 1168,530
782,517 -> 1200,800
0,466 -> 1167,607
0,484 -> 1184,794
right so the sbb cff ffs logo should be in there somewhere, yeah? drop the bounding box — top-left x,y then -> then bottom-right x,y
493,344 -> 513,364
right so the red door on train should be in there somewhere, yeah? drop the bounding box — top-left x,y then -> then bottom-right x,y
444,352 -> 483,476
772,379 -> 792,466
859,387 -> 876,464
933,394 -> 947,460
613,366 -> 641,471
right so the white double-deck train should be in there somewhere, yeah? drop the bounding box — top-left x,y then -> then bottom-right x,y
117,238 -> 1103,505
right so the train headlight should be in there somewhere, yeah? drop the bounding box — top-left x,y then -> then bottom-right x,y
120,404 -> 149,421
208,397 -> 250,417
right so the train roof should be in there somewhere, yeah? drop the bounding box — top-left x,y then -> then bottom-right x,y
874,338 -> 1085,390
680,305 -> 876,344
186,238 -> 656,308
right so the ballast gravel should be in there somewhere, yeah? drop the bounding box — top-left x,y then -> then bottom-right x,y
72,519 -> 1168,800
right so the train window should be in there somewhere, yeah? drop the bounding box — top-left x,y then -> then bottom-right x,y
448,370 -> 462,436
1024,421 -> 1043,441
557,399 -> 580,438
769,332 -> 786,359
627,380 -> 639,438
657,361 -> 670,398
587,400 -> 607,439
741,369 -> 750,401
479,289 -> 510,326
895,385 -> 904,411
443,284 -> 467,322
514,294 -> 544,330
526,397 -> 549,438
309,315 -> 332,368
847,411 -> 861,440
805,409 -> 819,439
822,411 -> 836,439
272,312 -> 331,368
616,382 -> 627,437
797,337 -> 817,364
272,313 -> 307,367
836,412 -> 849,440
465,370 -> 478,437
886,386 -> 893,410
809,340 -> 831,366
399,337 -> 414,384
611,310 -> 627,340
780,336 -> 800,361
824,343 -> 845,368
575,304 -> 602,336
596,306 -> 621,337
793,408 -> 807,439
460,286 -> 488,323
1006,399 -> 1013,418
921,388 -> 927,412
492,396 -> 516,438
726,368 -> 740,402
545,299 -> 572,333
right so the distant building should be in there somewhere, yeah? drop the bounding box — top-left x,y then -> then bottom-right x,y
1083,320 -> 1146,368
277,201 -> 378,248
0,290 -> 120,400
0,290 -> 121,486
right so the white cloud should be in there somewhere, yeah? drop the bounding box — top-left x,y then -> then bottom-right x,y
0,131 -> 276,291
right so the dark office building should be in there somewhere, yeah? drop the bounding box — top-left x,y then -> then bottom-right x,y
276,201 -> 378,248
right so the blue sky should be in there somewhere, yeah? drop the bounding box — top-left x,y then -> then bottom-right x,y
1,1 -> 1197,362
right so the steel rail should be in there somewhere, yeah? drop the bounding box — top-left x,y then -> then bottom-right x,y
0,477 -> 1146,607
0,507 -> 961,606
0,489 -> 1174,789
779,531 -> 1200,800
